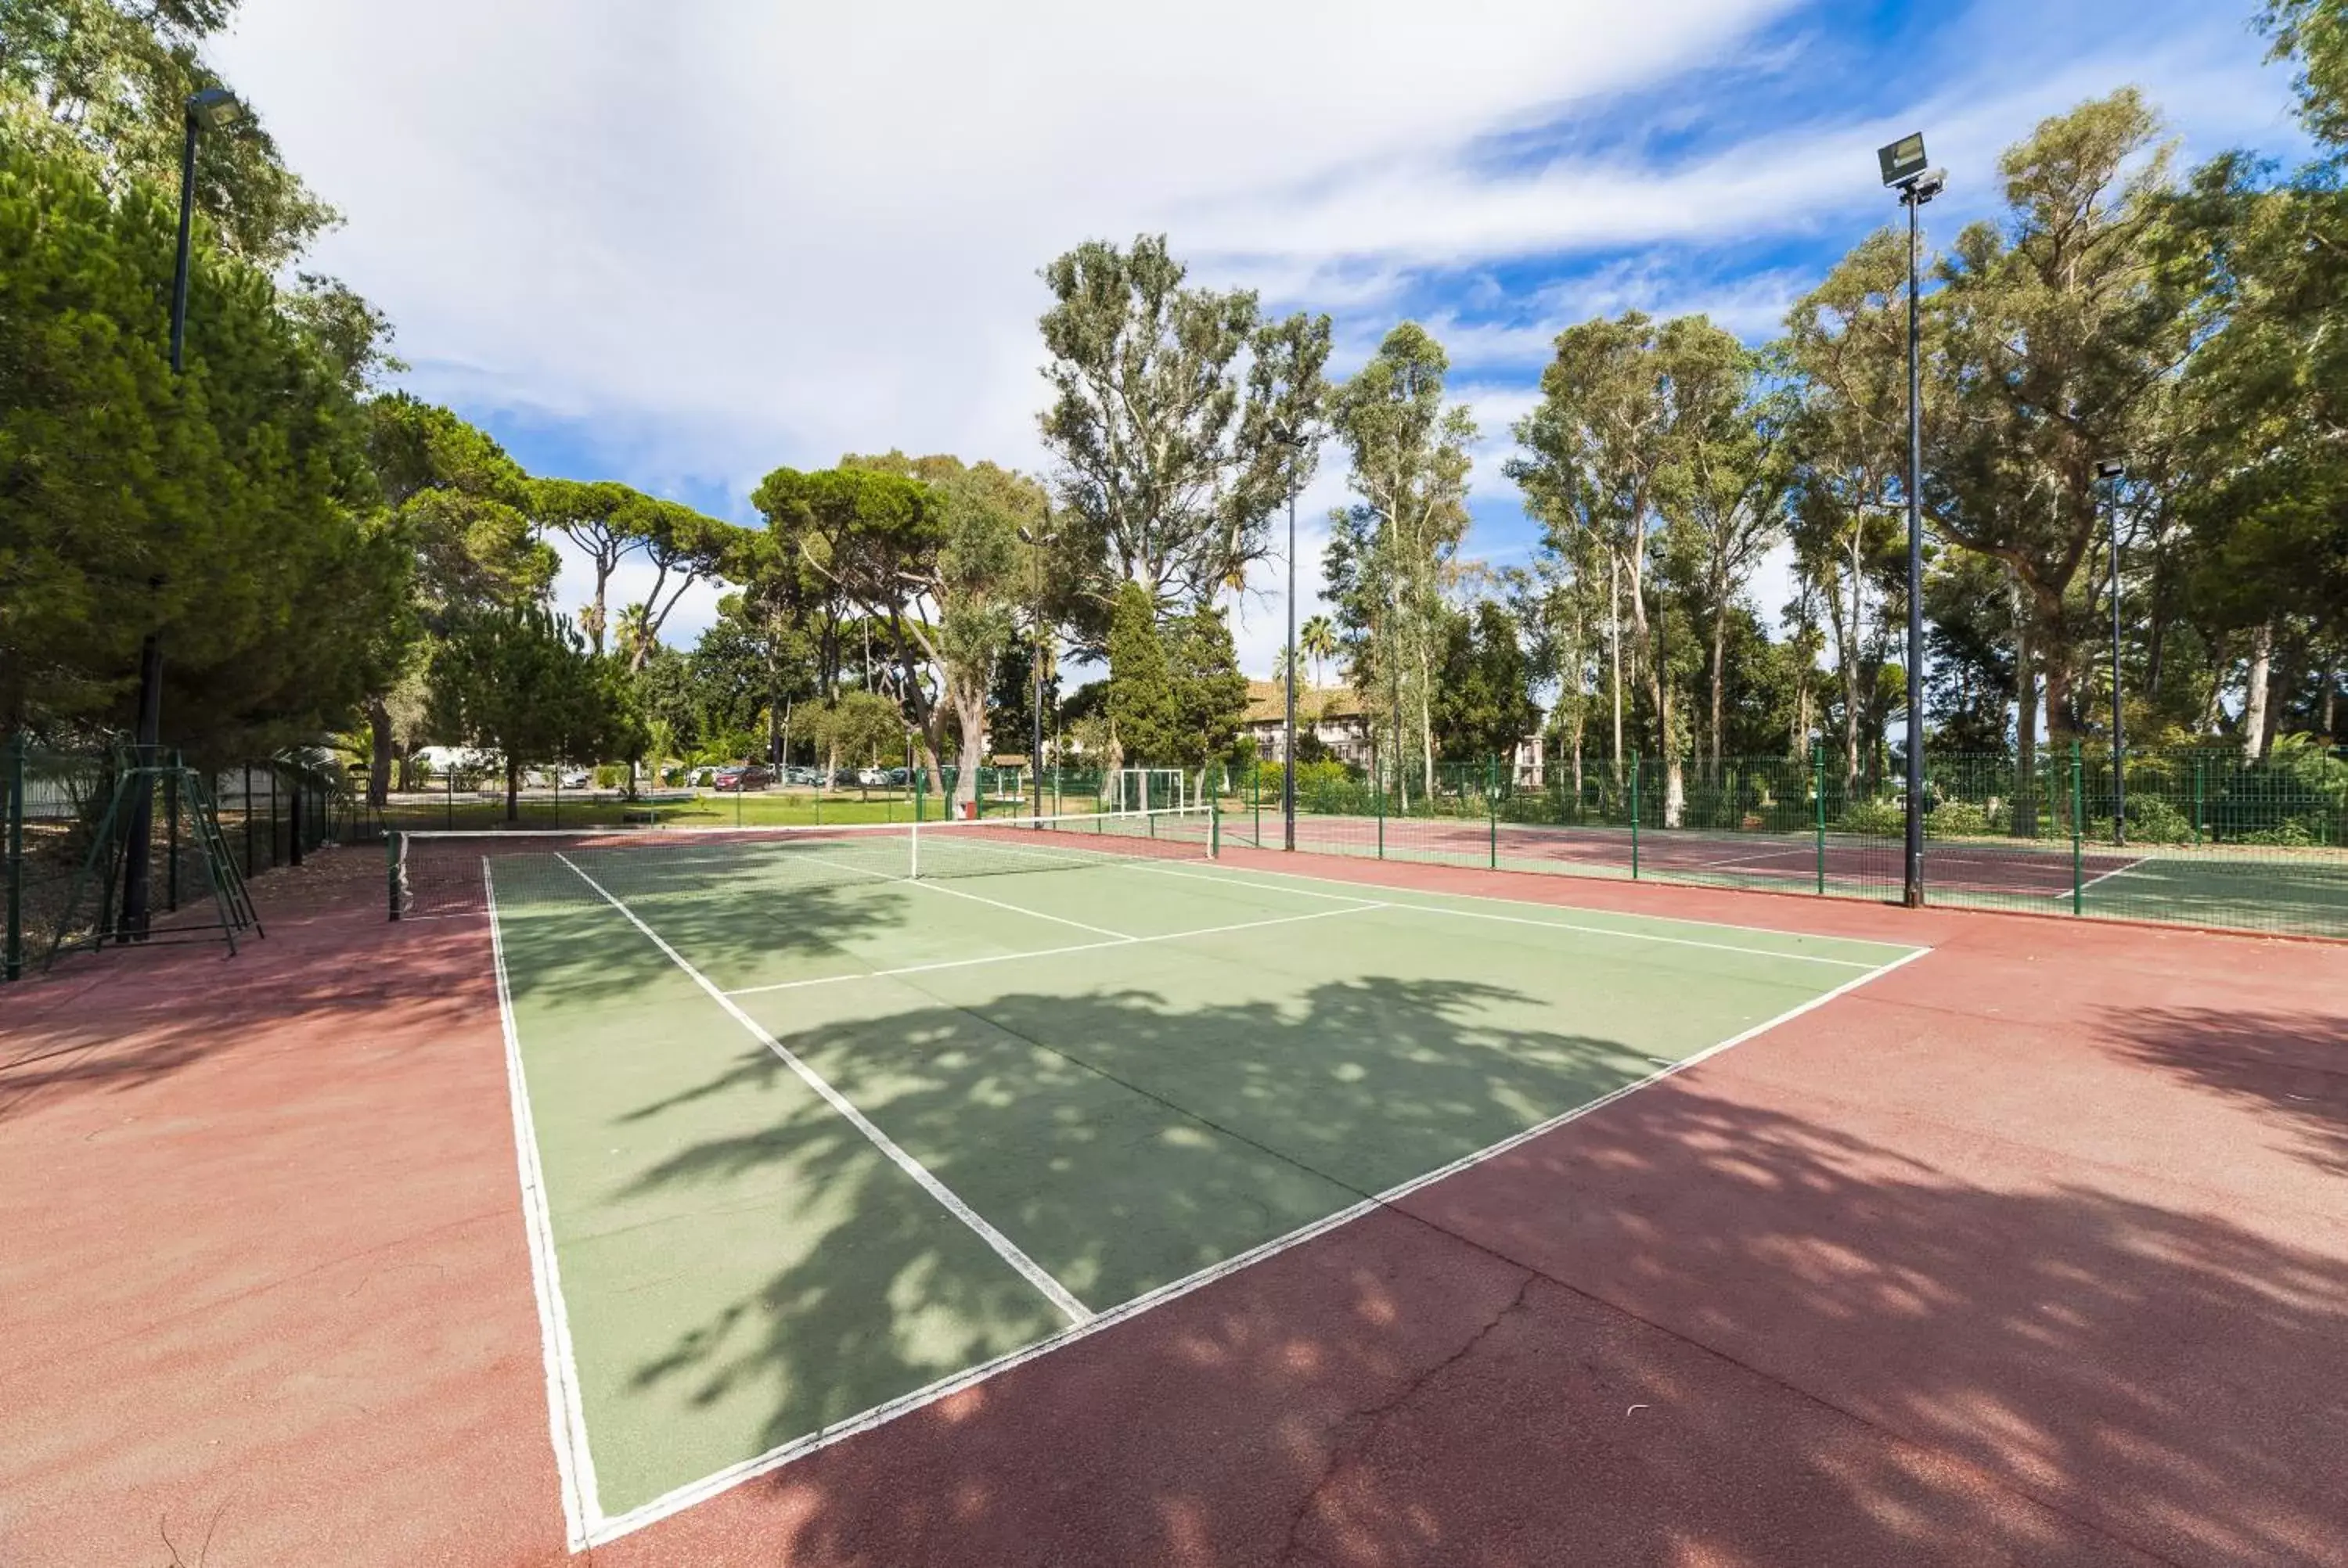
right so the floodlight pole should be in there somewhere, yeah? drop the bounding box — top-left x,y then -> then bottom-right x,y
1283,455 -> 1299,852
123,93 -> 232,938
2101,461 -> 2126,845
1890,157 -> 1942,911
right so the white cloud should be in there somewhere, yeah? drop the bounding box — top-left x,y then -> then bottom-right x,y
206,0 -> 2296,669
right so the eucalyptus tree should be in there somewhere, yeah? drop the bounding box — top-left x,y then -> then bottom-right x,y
1509,311 -> 1696,819
1781,237 -> 1914,789
1655,318 -> 1792,772
1325,322 -> 1476,801
1932,91 -> 2197,761
1037,235 -> 1284,637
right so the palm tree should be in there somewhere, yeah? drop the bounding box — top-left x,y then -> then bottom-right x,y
1299,614 -> 1338,692
1271,646 -> 1299,693
611,602 -> 652,667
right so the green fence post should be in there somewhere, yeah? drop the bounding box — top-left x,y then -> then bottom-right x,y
1376,755 -> 1385,860
1253,760 -> 1262,847
1487,754 -> 1499,869
165,755 -> 181,912
5,732 -> 23,981
1630,755 -> 1642,879
914,768 -> 924,824
1813,743 -> 1827,894
445,763 -> 455,829
1211,777 -> 1221,858
2070,742 -> 2085,916
386,831 -> 401,921
2191,753 -> 2204,847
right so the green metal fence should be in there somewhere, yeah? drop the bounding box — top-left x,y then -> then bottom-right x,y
1216,743 -> 2348,941
3,737 -> 345,980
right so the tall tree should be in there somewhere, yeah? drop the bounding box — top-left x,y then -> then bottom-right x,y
1037,235 -> 1277,637
1327,322 -> 1477,800
1932,91 -> 2196,757
531,477 -> 640,656
427,603 -> 641,821
1106,580 -> 1180,767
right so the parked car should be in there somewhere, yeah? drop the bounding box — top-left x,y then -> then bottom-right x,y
855,767 -> 885,788
783,765 -> 822,787
712,764 -> 772,793
884,767 -> 910,788
556,768 -> 591,789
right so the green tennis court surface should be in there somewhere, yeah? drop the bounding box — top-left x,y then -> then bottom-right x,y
473,817 -> 1920,1545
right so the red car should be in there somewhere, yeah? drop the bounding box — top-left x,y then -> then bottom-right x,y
711,764 -> 772,793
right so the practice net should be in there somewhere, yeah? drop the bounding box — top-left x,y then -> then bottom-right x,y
388,804 -> 1215,920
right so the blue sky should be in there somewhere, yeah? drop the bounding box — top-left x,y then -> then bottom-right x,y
213,0 -> 2305,678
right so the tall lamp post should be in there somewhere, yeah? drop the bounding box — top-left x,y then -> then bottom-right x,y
2098,459 -> 2126,845
1269,419 -> 1305,850
1879,132 -> 1944,910
123,86 -> 243,939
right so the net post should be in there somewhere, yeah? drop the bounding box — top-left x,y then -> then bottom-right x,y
2070,742 -> 2084,916
1630,755 -> 1642,879
386,831 -> 402,921
910,814 -> 920,880
1813,743 -> 1826,894
1375,755 -> 1385,860
1211,780 -> 1221,859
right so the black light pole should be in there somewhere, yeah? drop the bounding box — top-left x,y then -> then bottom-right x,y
2099,460 -> 2126,845
1879,133 -> 1943,910
1032,631 -> 1045,825
124,87 -> 242,939
1269,419 -> 1303,851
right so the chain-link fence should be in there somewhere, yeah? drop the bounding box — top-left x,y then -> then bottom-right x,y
4,737 -> 348,979
1213,743 -> 2348,941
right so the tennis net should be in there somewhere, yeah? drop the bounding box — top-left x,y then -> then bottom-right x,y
388,804 -> 1216,920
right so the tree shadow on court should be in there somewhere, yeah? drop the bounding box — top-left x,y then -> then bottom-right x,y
488,864 -> 915,1010
587,975 -> 1659,1509
585,982 -> 2348,1566
2101,1003 -> 2348,1178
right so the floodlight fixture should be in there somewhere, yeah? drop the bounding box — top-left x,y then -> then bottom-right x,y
1878,132 -> 1928,188
186,88 -> 243,131
2098,459 -> 2126,481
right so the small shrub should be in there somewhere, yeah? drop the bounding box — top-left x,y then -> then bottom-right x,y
1925,800 -> 1990,836
1838,798 -> 1903,836
2239,816 -> 2320,847
2123,795 -> 2194,845
593,764 -> 628,789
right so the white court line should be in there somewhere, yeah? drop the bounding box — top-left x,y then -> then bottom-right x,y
2077,855 -> 2152,895
794,849 -> 1134,941
484,862 -> 601,1552
722,902 -> 1388,998
580,933 -> 1933,1549
552,852 -> 1093,1328
1692,844 -> 1817,869
1125,861 -> 1892,969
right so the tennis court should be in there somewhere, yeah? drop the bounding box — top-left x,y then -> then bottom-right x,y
404,809 -> 1921,1548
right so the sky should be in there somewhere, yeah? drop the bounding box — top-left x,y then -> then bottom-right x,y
211,0 -> 2307,685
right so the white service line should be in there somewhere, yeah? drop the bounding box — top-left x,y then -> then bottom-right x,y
723,901 -> 1387,997
581,935 -> 1934,1550
795,850 -> 1134,940
553,851 -> 1093,1327
1130,861 -> 1890,969
2076,855 -> 2152,894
